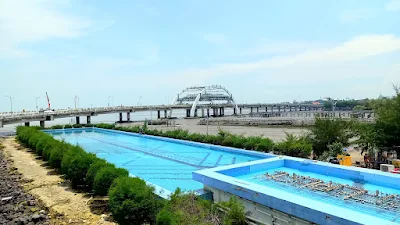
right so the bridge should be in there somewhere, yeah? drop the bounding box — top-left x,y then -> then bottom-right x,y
0,103 -> 323,128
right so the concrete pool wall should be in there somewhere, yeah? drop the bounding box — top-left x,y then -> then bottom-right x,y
193,157 -> 400,225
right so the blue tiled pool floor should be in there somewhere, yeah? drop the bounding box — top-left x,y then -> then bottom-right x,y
47,128 -> 267,193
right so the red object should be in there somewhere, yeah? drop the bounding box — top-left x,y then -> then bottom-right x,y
390,168 -> 400,174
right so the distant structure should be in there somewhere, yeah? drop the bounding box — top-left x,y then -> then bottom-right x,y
170,85 -> 238,117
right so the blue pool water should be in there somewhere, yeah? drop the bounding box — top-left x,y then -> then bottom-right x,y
47,128 -> 267,193
237,166 -> 400,223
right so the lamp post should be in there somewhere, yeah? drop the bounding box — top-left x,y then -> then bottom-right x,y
36,97 -> 40,111
74,95 -> 80,109
4,96 -> 13,113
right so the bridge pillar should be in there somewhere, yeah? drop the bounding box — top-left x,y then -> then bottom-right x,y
164,110 -> 167,118
157,110 -> 161,119
76,117 -> 80,124
250,107 -> 253,114
233,107 -> 237,115
0,120 -> 3,128
299,106 -> 302,111
213,108 -> 217,117
186,109 -> 191,117
256,107 -> 259,113
239,108 -> 242,114
265,107 -> 268,112
119,113 -> 123,122
40,121 -> 45,129
207,108 -> 210,117
278,106 -> 281,112
194,109 -> 198,117
127,112 -> 131,122
87,116 -> 91,124
25,122 -> 30,127
201,108 -> 205,117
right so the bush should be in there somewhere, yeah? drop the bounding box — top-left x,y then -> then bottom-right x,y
51,125 -> 64,129
109,177 -> 161,225
28,133 -> 41,150
62,147 -> 96,188
35,135 -> 52,156
93,167 -> 129,196
218,197 -> 247,225
94,123 -> 115,129
42,139 -> 60,161
48,143 -> 67,169
64,124 -> 73,129
73,124 -> 83,128
86,159 -> 109,191
156,208 -> 178,225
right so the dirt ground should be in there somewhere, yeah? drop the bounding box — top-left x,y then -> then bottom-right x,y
1,138 -> 115,225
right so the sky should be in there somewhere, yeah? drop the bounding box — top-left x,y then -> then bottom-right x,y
1,0 -> 400,112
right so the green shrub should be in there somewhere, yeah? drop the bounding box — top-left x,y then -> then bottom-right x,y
86,159 -> 110,190
42,139 -> 58,161
73,124 -> 83,128
48,143 -> 67,169
94,123 -> 115,129
28,133 -> 41,150
61,147 -> 95,188
35,135 -> 52,156
218,197 -> 247,225
255,139 -> 274,152
51,125 -> 64,129
85,123 -> 94,127
156,208 -> 178,225
64,124 -> 73,129
93,167 -> 129,196
221,136 -> 234,146
109,177 -> 161,225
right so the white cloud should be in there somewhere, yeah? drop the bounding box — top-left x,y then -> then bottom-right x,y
0,0 -> 92,58
202,33 -> 227,44
386,0 -> 400,11
173,34 -> 400,82
339,8 -> 377,23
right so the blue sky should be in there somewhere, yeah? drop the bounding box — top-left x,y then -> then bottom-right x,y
1,0 -> 400,112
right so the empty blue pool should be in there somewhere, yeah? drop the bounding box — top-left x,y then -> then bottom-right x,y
45,128 -> 272,195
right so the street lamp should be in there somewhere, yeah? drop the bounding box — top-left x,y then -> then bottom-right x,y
74,95 -> 80,109
4,95 -> 13,113
36,97 -> 40,111
108,96 -> 114,107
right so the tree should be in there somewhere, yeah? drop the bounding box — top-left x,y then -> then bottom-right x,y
352,122 -> 377,155
309,118 -> 354,156
374,86 -> 400,157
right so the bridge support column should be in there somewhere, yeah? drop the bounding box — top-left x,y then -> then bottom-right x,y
299,106 -> 302,111
213,108 -> 217,117
87,116 -> 91,124
256,107 -> 259,113
207,108 -> 210,117
219,107 -> 224,116
76,117 -> 80,124
194,109 -> 198,117
278,106 -> 281,112
157,110 -> 161,119
127,112 -> 131,122
233,107 -> 237,115
250,107 -> 253,114
0,120 -> 3,128
25,122 -> 30,127
201,108 -> 205,117
186,109 -> 191,117
240,108 -> 242,114
40,121 -> 45,129
164,110 -> 167,118
265,107 -> 268,112
119,113 -> 123,122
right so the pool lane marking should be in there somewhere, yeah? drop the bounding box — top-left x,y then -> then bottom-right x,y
198,153 -> 211,166
214,155 -> 223,166
83,136 -> 212,169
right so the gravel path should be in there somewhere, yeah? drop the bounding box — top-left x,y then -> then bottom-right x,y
0,143 -> 49,225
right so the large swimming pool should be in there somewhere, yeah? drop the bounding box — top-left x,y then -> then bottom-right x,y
46,128 -> 272,195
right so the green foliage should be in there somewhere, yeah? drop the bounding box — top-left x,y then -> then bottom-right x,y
48,143 -> 66,169
156,188 -> 217,225
93,166 -> 129,196
217,197 -> 247,225
64,124 -> 73,129
86,159 -> 110,191
373,87 -> 400,155
109,177 -> 161,225
352,122 -> 377,155
73,124 -> 83,128
309,118 -> 354,156
274,133 -> 312,158
94,123 -> 115,129
35,134 -> 53,156
51,125 -> 64,129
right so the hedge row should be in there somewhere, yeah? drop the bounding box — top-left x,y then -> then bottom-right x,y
62,123 -> 312,158
16,126 -> 163,225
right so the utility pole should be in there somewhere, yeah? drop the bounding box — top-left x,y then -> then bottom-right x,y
4,96 -> 13,113
36,97 -> 40,111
